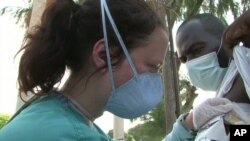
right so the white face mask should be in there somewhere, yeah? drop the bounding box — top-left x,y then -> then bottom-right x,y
244,83 -> 250,99
186,52 -> 228,91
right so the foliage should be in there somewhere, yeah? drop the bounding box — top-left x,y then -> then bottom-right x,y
1,0 -> 250,28
124,133 -> 137,141
107,129 -> 136,141
0,0 -> 84,28
164,0 -> 250,27
0,114 -> 10,129
0,1 -> 32,28
128,101 -> 166,141
128,121 -> 164,141
179,75 -> 197,113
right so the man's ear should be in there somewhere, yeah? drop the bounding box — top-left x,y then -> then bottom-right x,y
92,39 -> 107,69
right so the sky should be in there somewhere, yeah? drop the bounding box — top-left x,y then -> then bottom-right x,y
0,13 -> 23,115
0,0 -> 235,134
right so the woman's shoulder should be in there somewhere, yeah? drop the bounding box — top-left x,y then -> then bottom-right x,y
0,94 -> 85,141
0,93 -> 112,141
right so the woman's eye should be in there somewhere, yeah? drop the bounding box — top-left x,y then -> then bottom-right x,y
155,63 -> 162,73
148,63 -> 162,73
157,65 -> 163,74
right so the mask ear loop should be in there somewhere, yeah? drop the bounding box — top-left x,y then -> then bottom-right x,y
102,0 -> 138,78
101,0 -> 116,91
217,37 -> 224,55
101,0 -> 139,92
218,36 -> 232,66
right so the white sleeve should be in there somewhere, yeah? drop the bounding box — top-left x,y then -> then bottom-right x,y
233,46 -> 250,99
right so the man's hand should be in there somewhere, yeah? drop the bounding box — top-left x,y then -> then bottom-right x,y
223,9 -> 250,56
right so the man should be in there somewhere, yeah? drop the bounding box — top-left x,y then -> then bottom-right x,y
176,13 -> 249,103
223,9 -> 250,101
164,13 -> 250,141
223,9 -> 250,54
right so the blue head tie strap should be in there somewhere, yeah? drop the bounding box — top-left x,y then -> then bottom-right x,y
101,0 -> 138,91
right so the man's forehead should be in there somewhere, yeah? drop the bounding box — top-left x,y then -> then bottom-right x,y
181,19 -> 201,30
176,20 -> 203,50
178,20 -> 202,38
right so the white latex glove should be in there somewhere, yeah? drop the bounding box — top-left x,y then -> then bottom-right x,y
224,103 -> 250,124
193,98 -> 233,130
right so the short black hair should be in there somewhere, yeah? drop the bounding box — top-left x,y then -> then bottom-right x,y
177,13 -> 226,40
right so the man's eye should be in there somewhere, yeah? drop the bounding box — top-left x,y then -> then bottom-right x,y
193,47 -> 203,56
180,57 -> 187,63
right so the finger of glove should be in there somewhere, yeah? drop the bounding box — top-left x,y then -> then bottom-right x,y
206,98 -> 232,106
207,103 -> 234,115
194,102 -> 233,118
193,103 -> 233,129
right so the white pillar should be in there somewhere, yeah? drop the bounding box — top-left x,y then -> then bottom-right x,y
113,115 -> 124,141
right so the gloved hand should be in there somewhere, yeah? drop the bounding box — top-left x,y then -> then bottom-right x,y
224,103 -> 250,125
193,98 -> 233,130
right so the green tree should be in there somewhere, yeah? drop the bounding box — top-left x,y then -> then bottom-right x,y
179,76 -> 197,113
0,114 -> 10,129
0,1 -> 32,28
128,104 -> 165,141
124,133 -> 137,141
0,0 -> 85,28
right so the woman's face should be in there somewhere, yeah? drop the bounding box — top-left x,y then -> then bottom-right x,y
113,27 -> 168,87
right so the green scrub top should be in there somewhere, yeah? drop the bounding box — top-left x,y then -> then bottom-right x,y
0,93 -> 113,141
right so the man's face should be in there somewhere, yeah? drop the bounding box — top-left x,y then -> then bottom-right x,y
176,19 -> 220,63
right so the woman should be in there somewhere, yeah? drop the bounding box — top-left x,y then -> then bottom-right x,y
0,0 -> 168,140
